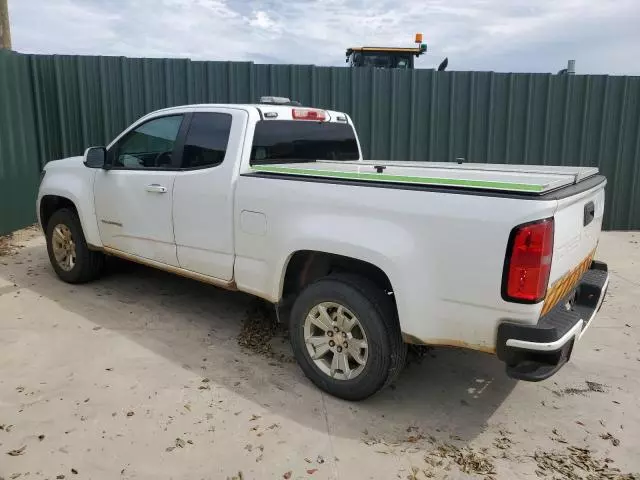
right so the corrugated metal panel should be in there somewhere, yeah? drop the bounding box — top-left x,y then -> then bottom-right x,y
0,51 -> 40,235
1,51 -> 640,233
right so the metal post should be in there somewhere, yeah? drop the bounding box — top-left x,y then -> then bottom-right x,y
567,60 -> 575,75
0,0 -> 11,49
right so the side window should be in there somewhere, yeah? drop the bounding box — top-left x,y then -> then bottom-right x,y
113,115 -> 183,169
181,112 -> 232,169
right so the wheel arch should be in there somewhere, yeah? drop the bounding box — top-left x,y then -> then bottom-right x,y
280,249 -> 396,305
37,191 -> 102,248
40,195 -> 79,231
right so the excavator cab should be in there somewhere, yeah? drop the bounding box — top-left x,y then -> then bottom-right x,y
346,33 -> 427,69
346,48 -> 422,69
345,33 -> 448,71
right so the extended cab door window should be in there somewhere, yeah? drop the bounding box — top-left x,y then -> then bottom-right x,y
180,112 -> 233,169
172,109 -> 245,280
111,115 -> 184,169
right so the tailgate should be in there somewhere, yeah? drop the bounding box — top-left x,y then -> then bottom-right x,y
542,181 -> 606,314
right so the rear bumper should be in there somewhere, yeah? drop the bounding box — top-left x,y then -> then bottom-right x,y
496,260 -> 609,381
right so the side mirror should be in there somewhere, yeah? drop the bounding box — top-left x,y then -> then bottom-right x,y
84,146 -> 107,168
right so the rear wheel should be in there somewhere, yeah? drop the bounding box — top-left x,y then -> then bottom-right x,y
289,273 -> 406,400
45,208 -> 105,283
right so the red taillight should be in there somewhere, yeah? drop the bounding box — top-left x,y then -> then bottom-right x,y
503,218 -> 554,303
292,108 -> 326,121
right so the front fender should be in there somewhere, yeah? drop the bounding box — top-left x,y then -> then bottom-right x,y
38,158 -> 102,247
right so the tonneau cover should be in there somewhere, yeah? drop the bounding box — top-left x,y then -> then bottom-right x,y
251,161 -> 599,194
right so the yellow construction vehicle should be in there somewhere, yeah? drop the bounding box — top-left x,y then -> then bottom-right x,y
345,33 -> 447,70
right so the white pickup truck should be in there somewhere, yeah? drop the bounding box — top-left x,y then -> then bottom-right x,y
37,99 -> 609,400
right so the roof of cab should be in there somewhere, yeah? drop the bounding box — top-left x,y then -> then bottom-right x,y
141,103 -> 351,123
346,47 -> 424,55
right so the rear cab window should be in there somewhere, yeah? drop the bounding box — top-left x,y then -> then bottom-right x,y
250,120 -> 360,165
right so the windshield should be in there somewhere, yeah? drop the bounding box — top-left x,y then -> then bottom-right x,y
250,120 -> 360,164
352,52 -> 413,69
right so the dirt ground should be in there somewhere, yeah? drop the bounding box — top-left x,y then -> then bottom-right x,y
0,228 -> 639,480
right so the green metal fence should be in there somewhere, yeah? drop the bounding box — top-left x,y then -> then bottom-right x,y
1,50 -> 640,234
0,50 -> 41,235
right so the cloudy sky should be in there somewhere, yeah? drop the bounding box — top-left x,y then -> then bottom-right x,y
9,0 -> 640,75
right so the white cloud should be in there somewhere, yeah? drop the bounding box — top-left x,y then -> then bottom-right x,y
9,0 -> 640,74
249,11 -> 282,33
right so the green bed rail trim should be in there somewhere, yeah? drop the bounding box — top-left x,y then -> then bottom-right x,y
251,165 -> 545,192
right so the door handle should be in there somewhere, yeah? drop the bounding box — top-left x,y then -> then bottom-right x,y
146,184 -> 167,193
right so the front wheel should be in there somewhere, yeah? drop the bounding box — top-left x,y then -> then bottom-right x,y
289,274 -> 406,401
45,208 -> 105,283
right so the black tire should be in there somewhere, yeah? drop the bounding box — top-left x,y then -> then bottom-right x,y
289,273 -> 407,401
45,208 -> 105,284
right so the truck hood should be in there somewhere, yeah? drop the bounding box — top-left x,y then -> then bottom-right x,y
44,156 -> 85,170
252,161 -> 599,195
